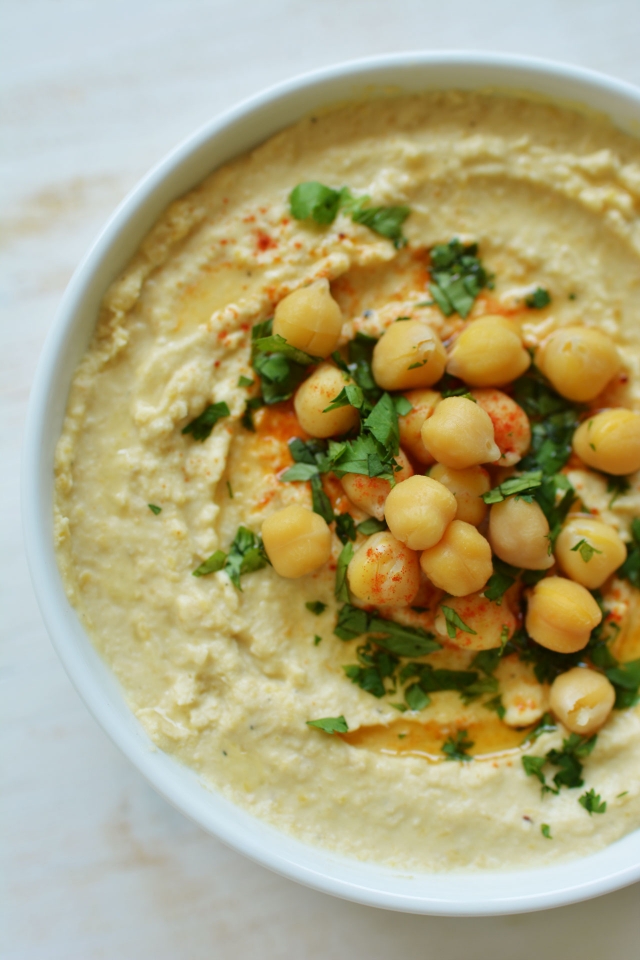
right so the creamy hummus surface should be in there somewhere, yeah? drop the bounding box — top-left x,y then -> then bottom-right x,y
54,92 -> 640,871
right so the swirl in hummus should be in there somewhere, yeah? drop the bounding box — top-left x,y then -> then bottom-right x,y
55,91 -> 640,871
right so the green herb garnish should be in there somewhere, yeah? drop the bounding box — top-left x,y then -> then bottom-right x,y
541,824 -> 552,839
335,512 -> 357,544
314,635 -> 322,646
428,239 -> 492,318
571,539 -> 602,563
306,715 -> 348,734
442,729 -> 474,761
147,503 -> 162,515
522,733 -> 598,793
306,601 -> 327,616
238,375 -> 254,388
289,182 -> 410,247
335,542 -> 354,602
192,550 -> 227,577
482,470 -> 543,505
355,517 -> 387,535
525,287 -> 551,309
579,788 -> 607,815
440,605 -> 477,639
618,517 -> 640,589
182,401 -> 231,441
251,321 -> 319,405
483,558 -> 519,604
193,526 -> 269,589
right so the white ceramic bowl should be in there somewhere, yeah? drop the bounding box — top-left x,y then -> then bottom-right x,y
23,52 -> 640,915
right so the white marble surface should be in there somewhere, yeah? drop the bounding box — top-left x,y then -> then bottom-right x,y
4,1 -> 640,956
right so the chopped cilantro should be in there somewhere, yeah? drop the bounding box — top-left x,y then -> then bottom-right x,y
525,287 -> 551,309
529,712 -> 557,741
313,635 -> 322,646
306,601 -> 327,616
226,481 -> 234,499
367,617 -> 441,658
280,462 -> 320,481
193,526 -> 269,589
513,367 -> 582,477
289,181 -> 410,246
310,474 -> 334,524
440,605 -> 477,639
618,517 -> 640,589
605,658 -> 640,709
442,729 -> 474,761
483,694 -> 506,720
606,473 -> 630,507
334,603 -> 369,641
182,401 -> 230,441
241,396 -> 264,431
483,558 -> 519,603
570,539 -> 602,563
482,470 -> 543,505
470,648 -> 504,676
394,395 -> 413,417
335,542 -> 354,602
509,626 -> 582,684
362,392 -> 401,456
532,473 -> 576,549
147,503 -> 162,515
579,788 -> 607,815
428,239 -> 492,319
238,375 -> 254,388
306,715 -> 348,734
522,755 -> 547,784
192,550 -> 227,577
323,382 -> 365,413
251,323 -> 319,405
344,642 -> 399,699
405,683 -> 430,711
356,517 -> 387,536
541,824 -> 552,839
335,512 -> 357,544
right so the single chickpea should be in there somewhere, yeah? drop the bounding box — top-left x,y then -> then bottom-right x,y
525,576 -> 602,653
421,396 -> 501,469
434,591 -> 516,650
429,463 -> 490,526
397,389 -> 441,464
371,320 -> 446,391
470,389 -> 531,467
573,409 -> 640,476
537,325 -> 621,403
272,279 -> 343,358
420,520 -> 493,596
294,362 -> 359,438
262,505 -> 331,578
495,656 -> 549,728
341,449 -> 413,521
549,667 -> 615,735
446,315 -> 531,387
384,475 -> 456,550
489,497 -> 555,571
555,516 -> 627,590
347,531 -> 420,606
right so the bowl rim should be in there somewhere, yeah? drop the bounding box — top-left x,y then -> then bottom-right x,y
22,50 -> 640,916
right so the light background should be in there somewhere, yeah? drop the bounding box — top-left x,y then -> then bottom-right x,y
3,1 -> 640,957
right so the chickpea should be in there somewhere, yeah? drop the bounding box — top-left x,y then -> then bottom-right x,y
341,449 -> 413,520
429,463 -> 490,526
262,505 -> 331,578
273,279 -> 343,358
420,520 -> 493,596
434,591 -> 516,650
384,475 -> 456,550
446,315 -> 531,387
294,362 -> 359,438
495,655 -> 549,728
489,497 -> 555,571
347,531 -> 420,606
537,325 -> 620,403
421,396 -> 501,469
525,576 -> 602,653
555,516 -> 627,590
397,389 -> 441,464
573,408 -> 640,476
471,389 -> 531,467
371,320 -> 446,391
549,667 -> 615,735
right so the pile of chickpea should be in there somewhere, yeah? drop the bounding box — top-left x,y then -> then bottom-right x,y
260,279 -> 640,738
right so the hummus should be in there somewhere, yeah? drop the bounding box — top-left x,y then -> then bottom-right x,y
55,91 -> 640,871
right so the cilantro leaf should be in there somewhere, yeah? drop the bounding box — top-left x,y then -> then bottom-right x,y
223,526 -> 270,590
238,375 -> 254,388
605,658 -> 640,709
579,788 -> 607,815
306,601 -> 327,616
335,512 -> 357,544
483,694 -> 506,720
251,326 -> 319,405
482,470 -> 543,505
483,558 -> 519,604
428,239 -> 492,318
288,437 -> 329,465
290,182 -> 342,224
147,503 -> 162,515
241,396 -> 264,431
362,392 -> 400,456
192,550 -> 227,577
405,683 -> 430,711
525,287 -> 551,309
367,617 -> 441,658
335,542 -> 354,602
394,395 -> 413,417
182,401 -> 230,441
442,729 -> 474,761
522,755 -> 547,784
343,664 -> 386,699
252,334 -> 318,367
541,824 -> 552,839
306,715 -> 348,734
347,331 -> 381,404
323,382 -> 365,413
280,462 -> 319,481
356,517 -> 387,535
351,205 -> 410,248
310,474 -> 334,524
334,603 -> 369,641
440,605 -> 477,639
618,517 -> 640,589
571,539 -> 602,563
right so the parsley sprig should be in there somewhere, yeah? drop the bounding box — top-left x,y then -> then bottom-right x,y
428,239 -> 493,318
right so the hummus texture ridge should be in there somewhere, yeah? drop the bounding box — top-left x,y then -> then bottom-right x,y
54,91 -> 640,871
